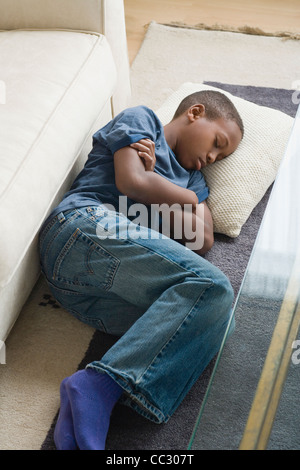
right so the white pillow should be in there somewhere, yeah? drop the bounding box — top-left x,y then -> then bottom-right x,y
156,82 -> 294,237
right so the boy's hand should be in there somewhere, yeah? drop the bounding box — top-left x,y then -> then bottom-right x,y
130,139 -> 156,171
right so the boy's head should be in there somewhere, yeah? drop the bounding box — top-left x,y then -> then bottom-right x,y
173,90 -> 244,136
166,90 -> 244,171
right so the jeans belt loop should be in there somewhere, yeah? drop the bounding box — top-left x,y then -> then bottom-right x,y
57,212 -> 66,224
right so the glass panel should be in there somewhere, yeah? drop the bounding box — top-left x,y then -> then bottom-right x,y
188,105 -> 300,450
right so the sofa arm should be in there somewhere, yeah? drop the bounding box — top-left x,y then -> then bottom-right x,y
0,0 -> 131,114
102,0 -> 131,114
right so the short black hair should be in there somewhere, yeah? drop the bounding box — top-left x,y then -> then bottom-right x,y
173,90 -> 244,137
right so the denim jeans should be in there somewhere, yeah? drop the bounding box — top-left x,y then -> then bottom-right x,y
39,205 -> 234,423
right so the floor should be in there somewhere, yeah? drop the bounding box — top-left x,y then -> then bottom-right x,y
124,0 -> 300,63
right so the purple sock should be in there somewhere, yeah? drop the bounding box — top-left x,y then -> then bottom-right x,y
54,378 -> 77,450
65,368 -> 123,450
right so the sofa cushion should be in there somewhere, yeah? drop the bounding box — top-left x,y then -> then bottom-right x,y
0,30 -> 117,288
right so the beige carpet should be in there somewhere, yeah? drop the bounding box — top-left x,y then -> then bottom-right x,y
130,21 -> 300,109
1,22 -> 300,451
0,276 -> 94,450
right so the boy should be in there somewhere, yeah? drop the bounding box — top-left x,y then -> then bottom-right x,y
39,90 -> 243,450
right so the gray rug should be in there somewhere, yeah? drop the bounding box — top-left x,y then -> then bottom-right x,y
41,84 -> 298,450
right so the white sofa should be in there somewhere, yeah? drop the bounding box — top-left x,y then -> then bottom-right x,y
0,0 -> 131,343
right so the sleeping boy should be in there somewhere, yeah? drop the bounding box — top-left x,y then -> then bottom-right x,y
39,90 -> 243,450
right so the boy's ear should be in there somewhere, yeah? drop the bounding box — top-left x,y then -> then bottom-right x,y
187,104 -> 206,121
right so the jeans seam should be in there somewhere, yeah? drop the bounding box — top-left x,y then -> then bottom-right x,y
128,240 -> 203,279
86,364 -> 167,423
41,211 -> 81,271
39,215 -> 59,249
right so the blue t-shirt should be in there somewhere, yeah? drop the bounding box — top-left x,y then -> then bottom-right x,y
47,106 -> 209,223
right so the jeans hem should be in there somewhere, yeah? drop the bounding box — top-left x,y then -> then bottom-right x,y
85,363 -> 169,424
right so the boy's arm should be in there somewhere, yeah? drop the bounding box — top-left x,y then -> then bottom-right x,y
114,143 -> 214,253
114,145 -> 198,207
161,200 -> 214,255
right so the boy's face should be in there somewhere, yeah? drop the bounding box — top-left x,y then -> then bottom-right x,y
174,105 -> 242,171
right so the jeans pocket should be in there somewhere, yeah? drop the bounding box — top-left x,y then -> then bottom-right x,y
52,228 -> 120,290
